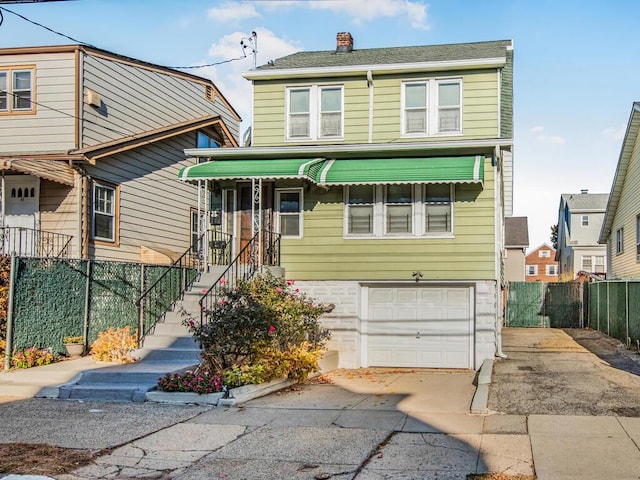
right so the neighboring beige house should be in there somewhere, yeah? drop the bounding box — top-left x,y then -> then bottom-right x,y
180,34 -> 514,369
0,45 -> 240,263
599,102 -> 640,279
504,216 -> 529,282
525,243 -> 558,282
555,190 -> 608,278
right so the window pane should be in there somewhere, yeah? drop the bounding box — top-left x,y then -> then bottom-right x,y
438,109 -> 460,132
425,204 -> 451,232
94,213 -> 113,240
438,82 -> 460,107
13,71 -> 31,90
279,192 -> 300,213
320,112 -> 341,136
348,185 -> 374,205
405,84 -> 426,108
280,215 -> 300,236
425,184 -> 451,202
348,205 -> 373,234
595,256 -> 605,270
289,114 -> 309,137
387,184 -> 412,203
289,89 -> 309,113
0,73 -> 6,111
405,109 -> 426,133
387,205 -> 412,233
321,88 -> 341,112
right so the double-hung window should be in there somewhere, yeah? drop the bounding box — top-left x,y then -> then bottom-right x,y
546,265 -> 558,275
276,189 -> 302,238
424,184 -> 452,234
385,185 -> 413,234
93,182 -> 117,243
347,185 -> 375,235
0,67 -> 35,114
402,79 -> 462,137
526,265 -> 537,276
287,85 -> 343,140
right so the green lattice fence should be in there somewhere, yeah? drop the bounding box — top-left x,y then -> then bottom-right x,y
586,281 -> 640,348
506,281 -> 584,328
7,258 -> 185,356
506,282 -> 548,327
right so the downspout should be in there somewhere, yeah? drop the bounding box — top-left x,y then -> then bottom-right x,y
367,70 -> 374,144
494,146 -> 507,359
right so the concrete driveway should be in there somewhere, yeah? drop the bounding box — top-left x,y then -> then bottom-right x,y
488,327 -> 640,416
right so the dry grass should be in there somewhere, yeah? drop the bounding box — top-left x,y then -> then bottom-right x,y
0,443 -> 95,476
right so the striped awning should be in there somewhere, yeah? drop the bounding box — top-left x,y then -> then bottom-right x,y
179,157 -> 327,182
0,159 -> 76,186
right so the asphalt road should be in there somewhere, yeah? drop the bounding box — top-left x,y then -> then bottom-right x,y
488,327 -> 640,416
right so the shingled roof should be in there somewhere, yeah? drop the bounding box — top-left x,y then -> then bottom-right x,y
505,217 -> 529,248
561,192 -> 609,211
255,39 -> 512,71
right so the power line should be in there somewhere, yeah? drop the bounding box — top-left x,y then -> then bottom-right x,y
0,5 -> 91,46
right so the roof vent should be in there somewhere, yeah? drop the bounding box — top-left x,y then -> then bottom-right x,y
336,32 -> 353,53
581,189 -> 589,194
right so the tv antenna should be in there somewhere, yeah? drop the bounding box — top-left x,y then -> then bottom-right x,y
240,31 -> 258,69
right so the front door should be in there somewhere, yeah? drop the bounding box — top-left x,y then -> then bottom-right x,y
237,182 -> 273,263
3,175 -> 40,255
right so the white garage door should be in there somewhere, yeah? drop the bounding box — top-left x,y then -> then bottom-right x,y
367,286 -> 472,369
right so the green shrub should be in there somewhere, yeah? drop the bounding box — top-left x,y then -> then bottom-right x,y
12,347 -> 55,369
157,370 -> 222,394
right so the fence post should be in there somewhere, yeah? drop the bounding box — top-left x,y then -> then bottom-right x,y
138,264 -> 145,346
607,282 -> 611,336
579,282 -> 584,329
3,254 -> 17,372
626,281 -> 630,346
83,260 -> 91,349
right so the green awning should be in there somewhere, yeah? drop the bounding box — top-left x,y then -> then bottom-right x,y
178,157 -> 327,181
316,156 -> 484,185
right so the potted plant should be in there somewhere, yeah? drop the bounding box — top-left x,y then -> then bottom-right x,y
63,336 -> 85,357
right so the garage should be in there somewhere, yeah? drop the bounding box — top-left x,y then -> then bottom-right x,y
366,285 -> 473,369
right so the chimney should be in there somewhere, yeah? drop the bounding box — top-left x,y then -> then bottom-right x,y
581,189 -> 589,194
336,32 -> 353,53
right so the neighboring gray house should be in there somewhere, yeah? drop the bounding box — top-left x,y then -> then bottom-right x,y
0,44 -> 240,262
504,216 -> 529,282
556,190 -> 608,277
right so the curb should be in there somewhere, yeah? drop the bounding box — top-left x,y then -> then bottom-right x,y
470,358 -> 493,414
145,378 -> 292,406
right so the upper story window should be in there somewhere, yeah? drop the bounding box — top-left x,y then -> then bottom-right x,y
539,250 -> 550,258
197,131 -> 220,148
581,215 -> 589,226
402,79 -> 462,137
276,188 -> 303,238
286,85 -> 343,141
0,67 -> 35,114
344,183 -> 454,238
616,227 -> 624,255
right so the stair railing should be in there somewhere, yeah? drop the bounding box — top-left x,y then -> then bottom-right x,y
199,229 -> 281,326
137,233 -> 205,345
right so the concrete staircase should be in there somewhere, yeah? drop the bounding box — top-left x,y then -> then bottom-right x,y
59,269 -> 226,402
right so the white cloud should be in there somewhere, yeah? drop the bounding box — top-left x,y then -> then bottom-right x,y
307,0 -> 429,29
529,126 -> 566,145
601,124 -> 626,141
207,1 -> 261,23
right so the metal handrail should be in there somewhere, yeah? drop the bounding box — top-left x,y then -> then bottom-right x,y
209,230 -> 233,265
137,233 -> 205,344
199,229 -> 281,326
1,226 -> 73,258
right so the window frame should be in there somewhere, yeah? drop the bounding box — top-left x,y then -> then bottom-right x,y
581,256 -> 593,272
0,65 -> 36,115
92,181 -> 119,244
616,227 -> 624,255
401,78 -> 463,137
343,184 -> 455,239
546,264 -> 558,276
636,215 -> 640,262
539,250 -> 551,258
275,188 -> 303,239
581,215 -> 589,227
384,184 -> 414,235
424,183 -> 453,236
285,84 -> 344,141
526,265 -> 538,276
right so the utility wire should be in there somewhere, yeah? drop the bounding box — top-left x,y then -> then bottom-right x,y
0,5 -> 92,46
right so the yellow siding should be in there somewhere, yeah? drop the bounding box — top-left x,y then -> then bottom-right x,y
609,131 -> 640,278
252,70 -> 500,147
282,159 -> 496,280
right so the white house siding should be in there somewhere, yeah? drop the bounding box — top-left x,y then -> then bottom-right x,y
86,134 -> 198,263
39,179 -> 80,257
0,52 -> 76,154
297,279 -> 497,370
80,53 -> 239,147
609,137 -> 640,278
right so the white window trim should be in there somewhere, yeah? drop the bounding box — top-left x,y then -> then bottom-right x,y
526,265 -> 538,276
401,77 -> 463,138
539,250 -> 550,258
0,66 -> 35,114
343,184 -> 455,239
92,182 -> 116,243
581,215 -> 589,227
546,264 -> 558,276
384,185 -> 415,236
275,188 -> 303,239
285,84 -> 344,142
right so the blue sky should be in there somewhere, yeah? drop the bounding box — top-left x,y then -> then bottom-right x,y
1,0 -> 639,250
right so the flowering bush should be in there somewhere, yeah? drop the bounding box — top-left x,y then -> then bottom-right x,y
90,327 -> 137,363
157,369 -> 222,394
183,272 -> 333,387
12,347 -> 55,369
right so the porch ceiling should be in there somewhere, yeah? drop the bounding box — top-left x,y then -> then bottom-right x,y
0,159 -> 76,186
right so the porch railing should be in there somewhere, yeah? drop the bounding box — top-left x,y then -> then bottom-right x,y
209,230 -> 233,265
199,229 -> 281,326
1,226 -> 73,258
137,233 -> 205,344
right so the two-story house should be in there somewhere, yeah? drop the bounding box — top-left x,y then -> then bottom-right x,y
525,243 -> 558,282
504,216 -> 529,282
556,190 -> 608,278
180,34 -> 514,370
599,102 -> 640,279
0,45 -> 239,263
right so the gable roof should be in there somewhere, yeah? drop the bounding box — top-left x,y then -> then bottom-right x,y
244,39 -> 512,80
561,192 -> 609,212
599,102 -> 640,243
504,216 -> 529,248
525,243 -> 555,260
